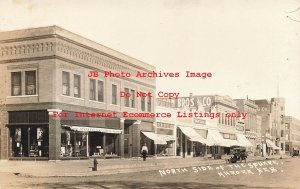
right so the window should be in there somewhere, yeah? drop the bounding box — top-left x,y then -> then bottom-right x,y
141,96 -> 145,111
74,74 -> 80,98
11,72 -> 21,96
124,88 -> 129,107
62,71 -> 70,95
147,96 -> 151,112
222,113 -> 224,124
25,71 -> 36,95
130,89 -> 135,108
89,79 -> 96,100
98,81 -> 104,102
223,133 -> 230,139
112,84 -> 117,105
281,130 -> 284,137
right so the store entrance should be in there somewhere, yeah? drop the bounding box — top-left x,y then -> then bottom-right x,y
89,132 -> 103,156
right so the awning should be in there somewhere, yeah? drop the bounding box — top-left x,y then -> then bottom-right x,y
266,139 -> 281,150
156,134 -> 176,141
207,130 -> 235,147
178,126 -> 214,146
224,139 -> 240,147
63,125 -> 122,134
236,133 -> 253,147
142,131 -> 167,145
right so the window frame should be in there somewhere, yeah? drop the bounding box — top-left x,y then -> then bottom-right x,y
62,71 -> 70,96
73,74 -> 81,98
11,72 -> 22,96
89,79 -> 96,100
112,84 -> 118,105
97,80 -> 104,102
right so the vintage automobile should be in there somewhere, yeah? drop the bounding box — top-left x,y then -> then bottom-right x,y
228,147 -> 248,163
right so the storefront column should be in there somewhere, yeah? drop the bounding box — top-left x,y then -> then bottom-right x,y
86,133 -> 89,157
132,120 -> 141,157
184,135 -> 187,157
119,118 -> 125,158
0,111 -> 8,160
103,133 -> 106,155
180,131 -> 183,157
191,141 -> 194,157
48,109 -> 62,160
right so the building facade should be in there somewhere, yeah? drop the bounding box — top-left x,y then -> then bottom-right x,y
255,99 -> 283,155
234,99 -> 259,153
0,26 -> 156,160
284,116 -> 300,155
174,94 -> 252,158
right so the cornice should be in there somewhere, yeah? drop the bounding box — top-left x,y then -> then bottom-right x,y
0,33 -> 154,73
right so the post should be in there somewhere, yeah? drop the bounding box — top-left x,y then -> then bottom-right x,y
103,133 -> 106,155
86,133 -> 89,157
119,118 -> 125,158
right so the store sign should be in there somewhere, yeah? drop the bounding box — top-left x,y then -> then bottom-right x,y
175,96 -> 214,109
193,118 -> 206,125
236,125 -> 244,131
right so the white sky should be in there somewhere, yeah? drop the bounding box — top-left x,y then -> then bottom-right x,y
0,0 -> 300,119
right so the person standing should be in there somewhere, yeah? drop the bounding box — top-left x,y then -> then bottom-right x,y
141,143 -> 148,161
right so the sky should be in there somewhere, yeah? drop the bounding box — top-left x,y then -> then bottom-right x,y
0,0 -> 300,119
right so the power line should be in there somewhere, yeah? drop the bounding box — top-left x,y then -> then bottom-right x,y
286,6 -> 300,13
287,16 -> 300,22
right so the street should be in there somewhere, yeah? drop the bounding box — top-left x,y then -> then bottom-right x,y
0,157 -> 299,189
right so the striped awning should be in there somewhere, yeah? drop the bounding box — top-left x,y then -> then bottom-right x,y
62,125 -> 122,134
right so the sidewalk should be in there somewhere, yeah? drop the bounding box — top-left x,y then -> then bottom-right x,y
0,155 -> 290,177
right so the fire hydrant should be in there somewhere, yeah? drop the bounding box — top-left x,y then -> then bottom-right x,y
93,158 -> 98,171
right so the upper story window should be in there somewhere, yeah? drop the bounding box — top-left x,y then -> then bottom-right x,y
89,79 -> 96,100
25,71 -> 36,95
74,74 -> 81,98
62,71 -> 70,96
130,89 -> 135,108
11,72 -> 22,96
112,84 -> 118,105
124,88 -> 130,107
141,96 -> 145,111
147,96 -> 151,112
98,80 -> 104,102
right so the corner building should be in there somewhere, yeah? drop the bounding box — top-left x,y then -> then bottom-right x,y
0,26 -> 156,160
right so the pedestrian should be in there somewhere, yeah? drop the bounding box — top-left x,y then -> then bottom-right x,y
141,143 -> 148,161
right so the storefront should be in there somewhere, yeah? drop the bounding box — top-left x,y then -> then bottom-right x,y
266,139 -> 281,155
177,126 -> 214,157
7,110 -> 50,160
61,125 -> 122,158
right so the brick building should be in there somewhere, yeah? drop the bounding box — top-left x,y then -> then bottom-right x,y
284,116 -> 300,155
234,99 -> 259,152
255,99 -> 282,156
0,26 -> 156,160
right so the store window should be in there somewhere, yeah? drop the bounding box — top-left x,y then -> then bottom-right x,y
25,71 -> 36,95
11,72 -> 21,96
89,79 -> 96,100
61,128 -> 87,157
10,127 -> 49,157
74,74 -> 81,98
98,80 -> 104,102
112,84 -> 117,105
62,71 -> 70,95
